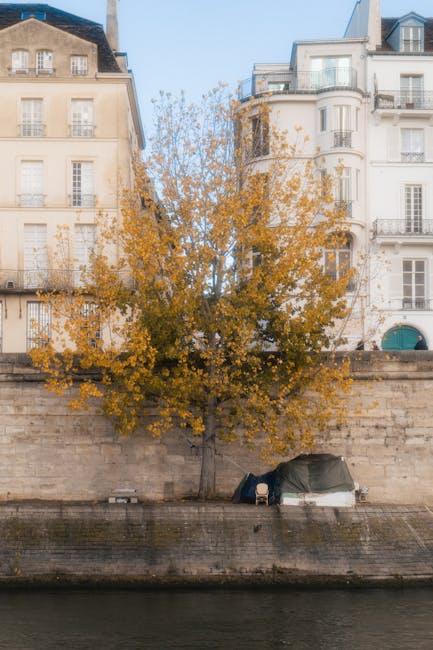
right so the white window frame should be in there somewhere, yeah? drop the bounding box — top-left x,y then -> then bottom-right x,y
20,161 -> 44,207
401,25 -> 423,52
71,162 -> 95,207
74,224 -> 96,286
12,49 -> 29,73
404,184 -> 423,233
20,98 -> 44,137
71,55 -> 88,76
71,100 -> 94,137
23,224 -> 48,289
36,50 -> 53,74
401,129 -> 424,162
402,259 -> 426,309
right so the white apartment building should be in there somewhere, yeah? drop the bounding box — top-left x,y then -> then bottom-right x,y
0,2 -> 143,352
239,0 -> 433,350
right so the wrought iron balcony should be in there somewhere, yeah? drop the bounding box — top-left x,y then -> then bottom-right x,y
334,200 -> 353,218
70,194 -> 96,208
239,67 -> 358,101
19,122 -> 46,137
333,130 -> 352,148
0,269 -> 135,292
386,298 -> 433,311
70,123 -> 95,137
9,67 -> 55,76
401,151 -> 424,162
374,219 -> 433,237
19,193 -> 45,208
375,91 -> 433,110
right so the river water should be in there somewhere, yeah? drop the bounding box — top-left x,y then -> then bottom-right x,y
1,587 -> 432,649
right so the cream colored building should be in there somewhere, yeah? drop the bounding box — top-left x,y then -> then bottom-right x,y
240,0 -> 433,350
0,2 -> 143,352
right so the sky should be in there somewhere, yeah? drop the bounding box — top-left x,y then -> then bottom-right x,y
8,0 -> 433,139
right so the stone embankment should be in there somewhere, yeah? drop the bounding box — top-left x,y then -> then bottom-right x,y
0,502 -> 432,586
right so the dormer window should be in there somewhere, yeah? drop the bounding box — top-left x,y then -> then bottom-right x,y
36,50 -> 53,74
21,11 -> 46,21
401,26 -> 423,52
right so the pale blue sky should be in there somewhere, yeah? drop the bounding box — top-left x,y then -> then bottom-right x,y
8,0 -> 433,138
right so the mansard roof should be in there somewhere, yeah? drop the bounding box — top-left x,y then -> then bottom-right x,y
0,3 -> 121,72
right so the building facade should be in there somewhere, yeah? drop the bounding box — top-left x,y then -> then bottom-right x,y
239,0 -> 433,350
0,2 -> 143,353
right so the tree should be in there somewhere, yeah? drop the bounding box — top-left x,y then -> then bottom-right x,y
30,87 -> 353,499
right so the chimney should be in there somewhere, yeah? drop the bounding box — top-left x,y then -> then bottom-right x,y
106,0 -> 119,52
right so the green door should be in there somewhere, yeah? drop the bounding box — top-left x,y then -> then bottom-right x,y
381,325 -> 423,350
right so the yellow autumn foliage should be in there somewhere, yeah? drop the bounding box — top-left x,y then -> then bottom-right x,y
30,86 -> 353,499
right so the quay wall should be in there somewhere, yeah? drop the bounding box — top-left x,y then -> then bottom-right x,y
0,502 -> 432,586
0,352 -> 432,504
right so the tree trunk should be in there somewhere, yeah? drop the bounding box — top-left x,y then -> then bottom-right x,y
198,396 -> 217,500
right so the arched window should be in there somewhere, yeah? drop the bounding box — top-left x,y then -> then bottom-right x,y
382,325 -> 425,350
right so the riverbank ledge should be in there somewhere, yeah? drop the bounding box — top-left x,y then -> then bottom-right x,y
1,502 -> 432,587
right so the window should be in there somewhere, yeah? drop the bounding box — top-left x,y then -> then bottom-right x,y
251,115 -> 269,157
405,184 -> 423,233
333,105 -> 351,147
400,75 -> 423,108
20,161 -> 44,207
11,50 -> 29,73
334,167 -> 352,217
72,162 -> 94,207
20,99 -> 44,136
71,100 -> 94,137
74,224 -> 96,286
82,302 -> 101,346
36,50 -> 53,74
24,224 -> 48,288
21,11 -> 46,20
401,26 -> 423,52
319,108 -> 327,131
401,129 -> 424,162
27,301 -> 50,350
319,108 -> 327,132
403,259 -> 426,310
311,57 -> 352,89
324,235 -> 353,290
71,55 -> 88,76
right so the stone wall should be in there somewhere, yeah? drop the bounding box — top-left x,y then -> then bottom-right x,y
0,352 -> 432,504
0,503 -> 432,585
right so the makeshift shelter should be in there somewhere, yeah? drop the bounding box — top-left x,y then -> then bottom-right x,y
232,454 -> 356,507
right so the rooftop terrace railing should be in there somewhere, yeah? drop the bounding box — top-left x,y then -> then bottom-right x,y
239,68 -> 358,101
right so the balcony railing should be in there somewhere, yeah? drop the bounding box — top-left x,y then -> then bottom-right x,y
19,122 -> 46,137
70,123 -> 95,137
9,67 -> 55,76
386,298 -> 433,311
0,269 -> 135,292
401,152 -> 424,162
334,200 -> 353,218
70,194 -> 95,208
333,130 -> 352,148
374,219 -> 433,236
239,67 -> 358,101
19,193 -> 45,208
375,91 -> 433,110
